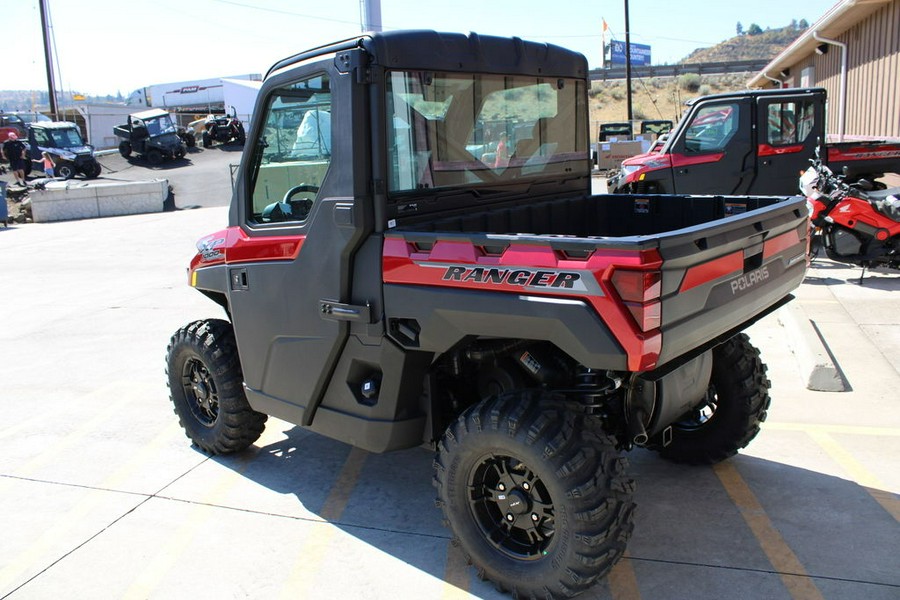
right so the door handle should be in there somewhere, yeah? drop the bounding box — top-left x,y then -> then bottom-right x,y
320,300 -> 372,323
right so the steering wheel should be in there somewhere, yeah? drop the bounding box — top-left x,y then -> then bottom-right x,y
282,183 -> 319,221
283,183 -> 319,203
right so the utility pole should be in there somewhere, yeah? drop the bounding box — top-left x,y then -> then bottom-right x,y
38,0 -> 58,120
360,0 -> 382,32
624,0 -> 633,122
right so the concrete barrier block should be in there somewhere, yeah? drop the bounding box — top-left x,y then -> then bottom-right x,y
30,179 -> 167,223
778,301 -> 848,392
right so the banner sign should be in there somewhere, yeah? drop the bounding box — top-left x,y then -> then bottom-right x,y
609,40 -> 651,66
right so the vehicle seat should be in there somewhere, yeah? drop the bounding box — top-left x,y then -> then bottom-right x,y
868,187 -> 900,221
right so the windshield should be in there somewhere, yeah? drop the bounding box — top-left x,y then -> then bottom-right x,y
144,114 -> 176,136
48,127 -> 85,148
386,71 -> 587,195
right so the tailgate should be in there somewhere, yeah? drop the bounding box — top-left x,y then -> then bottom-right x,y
654,196 -> 808,366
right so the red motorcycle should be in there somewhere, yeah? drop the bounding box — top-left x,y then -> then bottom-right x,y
800,154 -> 900,277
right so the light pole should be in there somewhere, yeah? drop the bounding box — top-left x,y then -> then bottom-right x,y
39,0 -> 58,120
624,0 -> 633,122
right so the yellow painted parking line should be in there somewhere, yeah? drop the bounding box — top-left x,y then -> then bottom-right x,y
441,541 -> 471,598
0,383 -> 145,495
0,383 -> 134,442
278,447 -> 368,599
0,421 -> 183,592
763,422 -> 900,436
121,455 -> 254,600
713,461 -> 824,600
608,555 -> 641,600
807,430 -> 900,523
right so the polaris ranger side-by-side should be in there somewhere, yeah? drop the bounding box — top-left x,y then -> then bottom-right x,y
26,122 -> 102,179
608,88 -> 900,196
114,109 -> 187,164
166,31 -> 809,598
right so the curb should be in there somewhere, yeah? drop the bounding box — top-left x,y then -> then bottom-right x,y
778,301 -> 847,392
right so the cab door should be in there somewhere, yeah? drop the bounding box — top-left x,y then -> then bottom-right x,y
753,92 -> 824,195
225,59 -> 373,425
668,97 -> 754,195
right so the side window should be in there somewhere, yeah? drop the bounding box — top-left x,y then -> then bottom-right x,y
248,73 -> 331,224
683,103 -> 740,154
32,128 -> 50,146
766,100 -> 815,146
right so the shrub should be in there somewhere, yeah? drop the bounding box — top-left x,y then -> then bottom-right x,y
678,73 -> 701,92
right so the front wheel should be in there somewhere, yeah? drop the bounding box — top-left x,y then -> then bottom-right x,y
166,319 -> 267,454
434,391 -> 635,598
146,149 -> 163,166
84,160 -> 102,179
201,131 -> 211,148
655,333 -> 770,464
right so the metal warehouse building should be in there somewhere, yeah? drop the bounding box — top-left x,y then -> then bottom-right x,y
750,0 -> 900,139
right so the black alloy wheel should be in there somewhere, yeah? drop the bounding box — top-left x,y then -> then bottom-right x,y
181,357 -> 219,427
467,453 -> 555,560
434,390 -> 635,598
56,162 -> 76,179
654,333 -> 771,464
166,319 -> 267,454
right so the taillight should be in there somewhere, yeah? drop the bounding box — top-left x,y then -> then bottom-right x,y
611,269 -> 662,332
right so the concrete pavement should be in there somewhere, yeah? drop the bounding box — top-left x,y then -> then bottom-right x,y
1,206 -> 898,600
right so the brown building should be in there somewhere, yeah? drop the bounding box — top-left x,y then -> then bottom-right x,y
749,0 -> 899,140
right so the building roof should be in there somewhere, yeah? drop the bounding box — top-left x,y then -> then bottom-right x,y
748,0 -> 893,87
130,108 -> 171,120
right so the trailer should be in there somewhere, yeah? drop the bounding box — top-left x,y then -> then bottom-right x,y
126,74 -> 261,111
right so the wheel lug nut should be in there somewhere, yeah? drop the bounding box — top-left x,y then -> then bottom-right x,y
522,482 -> 530,491
531,513 -> 539,522
497,483 -> 505,491
506,513 -> 514,522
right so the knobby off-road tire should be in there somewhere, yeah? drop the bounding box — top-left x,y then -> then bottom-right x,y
656,333 -> 770,465
166,319 -> 267,454
56,162 -> 76,179
146,149 -> 163,166
434,391 -> 635,599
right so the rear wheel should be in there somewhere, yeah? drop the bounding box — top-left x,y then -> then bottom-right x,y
166,319 -> 267,454
118,141 -> 132,158
202,131 -> 211,148
56,161 -> 76,179
655,333 -> 770,464
434,391 -> 635,598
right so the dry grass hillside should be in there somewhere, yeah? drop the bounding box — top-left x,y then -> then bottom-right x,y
588,72 -> 756,135
683,25 -> 803,64
587,23 -> 804,134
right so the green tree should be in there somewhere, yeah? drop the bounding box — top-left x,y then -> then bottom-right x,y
798,18 -> 809,29
736,21 -> 744,35
747,23 -> 763,36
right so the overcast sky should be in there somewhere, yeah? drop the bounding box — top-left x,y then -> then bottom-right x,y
6,0 -> 840,99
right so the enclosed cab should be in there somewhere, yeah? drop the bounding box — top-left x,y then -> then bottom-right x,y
27,122 -> 102,179
166,31 -> 809,599
609,88 -> 900,195
114,109 -> 187,164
